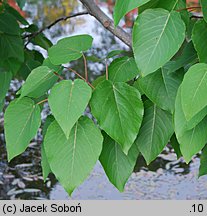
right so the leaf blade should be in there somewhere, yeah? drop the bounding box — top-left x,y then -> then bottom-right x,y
44,117 -> 103,195
48,79 -> 92,138
4,97 -> 41,161
90,80 -> 144,154
133,8 -> 185,76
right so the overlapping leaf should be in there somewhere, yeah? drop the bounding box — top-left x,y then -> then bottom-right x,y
108,56 -> 139,82
133,8 -> 185,76
181,63 -> 207,120
4,97 -> 41,161
113,0 -> 150,26
192,20 -> 207,63
41,115 -> 54,181
174,88 -> 207,163
100,134 -> 139,191
20,66 -> 60,98
138,68 -> 183,113
48,35 -> 93,65
199,145 -> 207,177
135,100 -> 174,164
0,71 -> 12,103
44,117 -> 103,195
48,79 -> 92,138
201,0 -> 207,23
90,80 -> 143,154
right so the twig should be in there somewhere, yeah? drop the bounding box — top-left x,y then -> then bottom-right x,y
53,72 -> 64,80
37,98 -> 48,105
82,52 -> 88,82
23,11 -> 89,40
68,67 -> 95,89
176,6 -> 201,12
79,0 -> 132,48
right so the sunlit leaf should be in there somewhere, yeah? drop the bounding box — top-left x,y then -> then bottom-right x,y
100,133 -> 139,191
48,79 -> 92,138
135,100 -> 174,164
90,80 -> 143,154
44,117 -> 103,195
48,35 -> 93,65
133,8 -> 185,76
5,97 -> 41,161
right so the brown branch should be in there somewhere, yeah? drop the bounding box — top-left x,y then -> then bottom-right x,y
23,11 -> 89,40
82,52 -> 88,82
79,0 -> 132,48
67,67 -> 95,89
53,72 -> 64,80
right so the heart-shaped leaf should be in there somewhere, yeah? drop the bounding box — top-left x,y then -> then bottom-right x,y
90,80 -> 143,154
48,79 -> 92,138
5,97 -> 41,161
44,117 -> 103,195
135,100 -> 173,164
100,133 -> 139,191
133,8 -> 185,76
181,63 -> 207,120
48,35 -> 93,65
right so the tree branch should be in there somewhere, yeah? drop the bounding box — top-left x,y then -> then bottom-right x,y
23,11 -> 89,40
79,0 -> 132,48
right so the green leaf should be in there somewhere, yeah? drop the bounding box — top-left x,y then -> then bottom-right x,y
44,117 -> 103,195
170,134 -> 182,159
135,100 -> 174,165
178,117 -> 207,163
48,35 -> 93,65
181,63 -> 207,120
100,133 -> 139,192
92,75 -> 106,88
174,88 -> 207,163
5,4 -> 28,25
48,79 -> 92,139
41,145 -> 51,182
20,66 -> 59,98
139,0 -> 189,28
139,68 -> 183,113
113,0 -> 150,26
0,71 -> 12,102
4,97 -> 41,161
0,34 -> 24,62
164,41 -> 197,74
133,8 -> 185,76
0,12 -> 20,35
174,87 -> 207,138
42,58 -> 61,72
192,20 -> 207,63
31,34 -> 53,50
41,115 -> 55,181
17,58 -> 41,80
106,50 -> 127,59
199,145 -> 207,177
201,0 -> 207,23
108,56 -> 139,82
90,80 -> 144,154
42,115 -> 55,138
16,0 -> 26,9
0,100 -> 4,112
